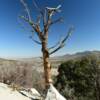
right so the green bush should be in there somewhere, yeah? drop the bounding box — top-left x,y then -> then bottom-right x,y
55,56 -> 100,100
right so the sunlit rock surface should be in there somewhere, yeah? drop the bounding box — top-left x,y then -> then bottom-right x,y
45,84 -> 66,100
0,83 -> 41,100
0,83 -> 66,100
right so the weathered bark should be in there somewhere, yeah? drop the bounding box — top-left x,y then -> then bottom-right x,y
42,41 -> 52,89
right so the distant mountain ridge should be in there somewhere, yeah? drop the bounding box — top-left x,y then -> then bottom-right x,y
0,50 -> 100,62
58,50 -> 100,60
0,50 -> 100,76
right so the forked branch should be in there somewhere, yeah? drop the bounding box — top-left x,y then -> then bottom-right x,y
48,37 -> 63,50
50,17 -> 63,26
50,27 -> 74,55
33,0 -> 47,25
20,0 -> 32,21
30,36 -> 42,45
19,16 -> 35,26
20,15 -> 43,42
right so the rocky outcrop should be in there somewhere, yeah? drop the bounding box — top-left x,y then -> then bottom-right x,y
0,83 -> 41,100
0,83 -> 66,100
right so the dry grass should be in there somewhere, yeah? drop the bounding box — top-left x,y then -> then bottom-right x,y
0,60 -> 44,93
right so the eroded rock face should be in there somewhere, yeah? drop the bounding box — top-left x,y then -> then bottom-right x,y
0,83 -> 41,100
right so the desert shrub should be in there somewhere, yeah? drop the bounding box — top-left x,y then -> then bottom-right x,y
54,56 -> 100,100
32,69 -> 45,94
0,61 -> 33,88
0,60 -> 45,93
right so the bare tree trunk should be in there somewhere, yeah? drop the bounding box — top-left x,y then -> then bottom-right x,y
20,0 -> 73,91
42,41 -> 52,89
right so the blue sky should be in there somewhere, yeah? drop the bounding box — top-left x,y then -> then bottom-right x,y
0,0 -> 100,58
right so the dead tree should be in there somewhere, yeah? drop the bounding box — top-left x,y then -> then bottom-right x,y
20,0 -> 73,89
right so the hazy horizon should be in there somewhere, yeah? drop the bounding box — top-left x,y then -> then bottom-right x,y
0,50 -> 100,59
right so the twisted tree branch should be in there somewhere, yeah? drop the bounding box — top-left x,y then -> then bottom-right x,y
50,27 -> 74,55
20,0 -> 32,21
50,17 -> 63,26
30,36 -> 42,45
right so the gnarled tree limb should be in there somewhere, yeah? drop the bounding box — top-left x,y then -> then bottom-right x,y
50,27 -> 74,55
48,37 -> 63,50
20,0 -> 32,21
33,0 -> 47,25
30,36 -> 42,45
20,15 -> 43,42
36,15 -> 41,25
50,17 -> 63,26
19,16 -> 35,26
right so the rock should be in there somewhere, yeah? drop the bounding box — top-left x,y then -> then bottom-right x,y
20,88 -> 41,100
0,83 -> 41,100
0,82 -> 66,100
45,84 -> 66,100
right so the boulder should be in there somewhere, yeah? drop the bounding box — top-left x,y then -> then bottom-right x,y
0,83 -> 41,100
45,84 -> 66,100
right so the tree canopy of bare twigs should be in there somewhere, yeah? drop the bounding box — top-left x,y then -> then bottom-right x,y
19,0 -> 74,90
